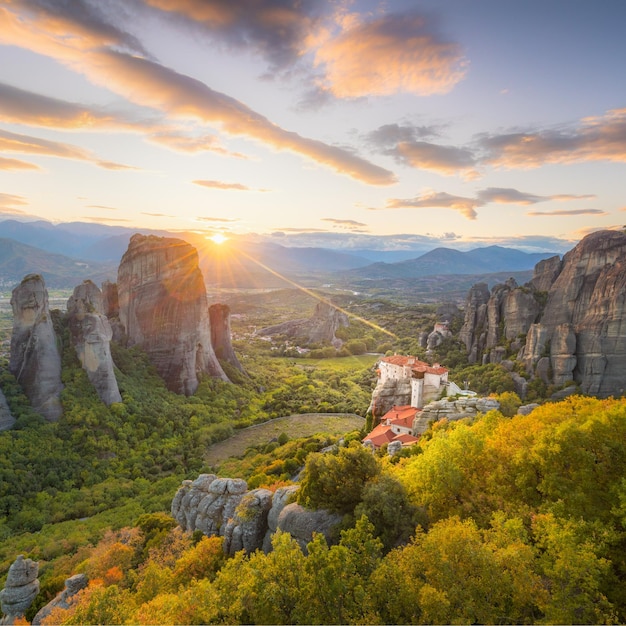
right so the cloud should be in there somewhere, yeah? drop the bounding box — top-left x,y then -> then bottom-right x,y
272,227 -> 330,234
322,218 -> 367,227
143,0 -> 322,71
86,50 -> 396,184
86,204 -> 119,210
367,122 -> 477,177
83,216 -> 133,223
0,81 -> 129,129
0,128 -> 133,169
479,107 -> 626,168
196,216 -> 240,222
527,209 -> 608,217
314,13 -> 467,98
10,0 -> 147,55
0,193 -> 28,209
0,3 -> 396,185
147,131 -> 247,157
193,179 -> 266,192
385,191 -> 481,219
0,156 -> 40,170
477,187 -> 597,205
142,212 -> 175,217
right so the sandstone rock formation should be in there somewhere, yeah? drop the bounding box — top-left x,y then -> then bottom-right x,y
31,574 -> 88,626
0,389 -> 14,431
117,235 -> 228,395
257,300 -> 349,348
0,555 -> 39,621
101,280 -> 125,344
172,475 -> 340,555
460,230 -> 626,398
368,376 -> 413,417
9,274 -> 63,421
209,303 -> 245,373
67,281 -> 122,405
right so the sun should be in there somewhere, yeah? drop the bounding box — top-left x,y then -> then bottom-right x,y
208,233 -> 228,245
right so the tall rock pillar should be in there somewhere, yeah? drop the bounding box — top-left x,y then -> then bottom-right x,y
9,274 -> 63,421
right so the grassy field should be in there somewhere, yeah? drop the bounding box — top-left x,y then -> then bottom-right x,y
274,353 -> 380,371
205,413 -> 365,466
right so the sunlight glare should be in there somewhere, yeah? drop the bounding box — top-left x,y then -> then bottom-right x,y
209,233 -> 228,245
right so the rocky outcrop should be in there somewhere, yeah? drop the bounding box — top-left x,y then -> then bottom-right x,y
519,231 -> 626,396
413,397 -> 500,434
171,476 -> 340,555
459,283 -> 490,364
0,556 -> 39,621
262,485 -> 299,552
460,278 -> 541,366
66,281 -> 121,405
272,503 -> 342,554
368,377 -> 412,417
31,574 -> 88,626
529,256 -> 562,292
9,274 -> 63,421
257,301 -> 349,348
461,230 -> 626,398
117,235 -> 228,395
101,280 -> 125,344
209,303 -> 245,373
0,389 -> 14,431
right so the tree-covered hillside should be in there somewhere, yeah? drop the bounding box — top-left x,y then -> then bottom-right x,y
14,396 -> 626,625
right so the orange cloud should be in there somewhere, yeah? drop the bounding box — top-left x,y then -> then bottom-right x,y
527,209 -> 608,217
480,107 -> 626,168
385,191 -> 480,219
0,4 -> 394,186
147,131 -> 247,157
314,14 -> 467,98
477,188 -> 596,205
193,179 -> 258,191
0,193 -> 28,208
0,156 -> 40,170
0,128 -> 133,169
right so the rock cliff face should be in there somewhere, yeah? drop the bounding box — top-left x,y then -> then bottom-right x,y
117,235 -> 228,395
257,301 -> 349,347
101,280 -> 125,344
31,574 -> 88,626
0,556 -> 39,621
209,303 -> 245,373
0,389 -> 14,431
460,230 -> 626,398
67,281 -> 122,405
9,274 -> 63,421
368,377 -> 412,417
171,475 -> 340,555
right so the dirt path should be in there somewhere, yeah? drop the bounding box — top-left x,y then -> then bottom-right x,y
205,413 -> 365,466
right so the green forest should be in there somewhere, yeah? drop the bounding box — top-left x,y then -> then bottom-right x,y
1,291 -> 626,624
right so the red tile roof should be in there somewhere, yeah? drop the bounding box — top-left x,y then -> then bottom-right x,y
363,421 -> 420,449
381,355 -> 448,375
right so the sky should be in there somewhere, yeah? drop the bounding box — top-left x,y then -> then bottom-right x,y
0,0 -> 625,254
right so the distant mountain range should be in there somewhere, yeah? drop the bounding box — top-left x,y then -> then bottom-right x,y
0,238 -> 114,289
339,246 -> 557,280
0,218 -> 559,292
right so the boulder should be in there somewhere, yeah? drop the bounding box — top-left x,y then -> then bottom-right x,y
31,574 -> 88,625
275,503 -> 342,554
368,377 -> 412,417
0,556 -> 39,619
262,485 -> 300,552
223,489 -> 273,555
117,234 -> 228,395
9,274 -> 63,421
66,281 -> 121,405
